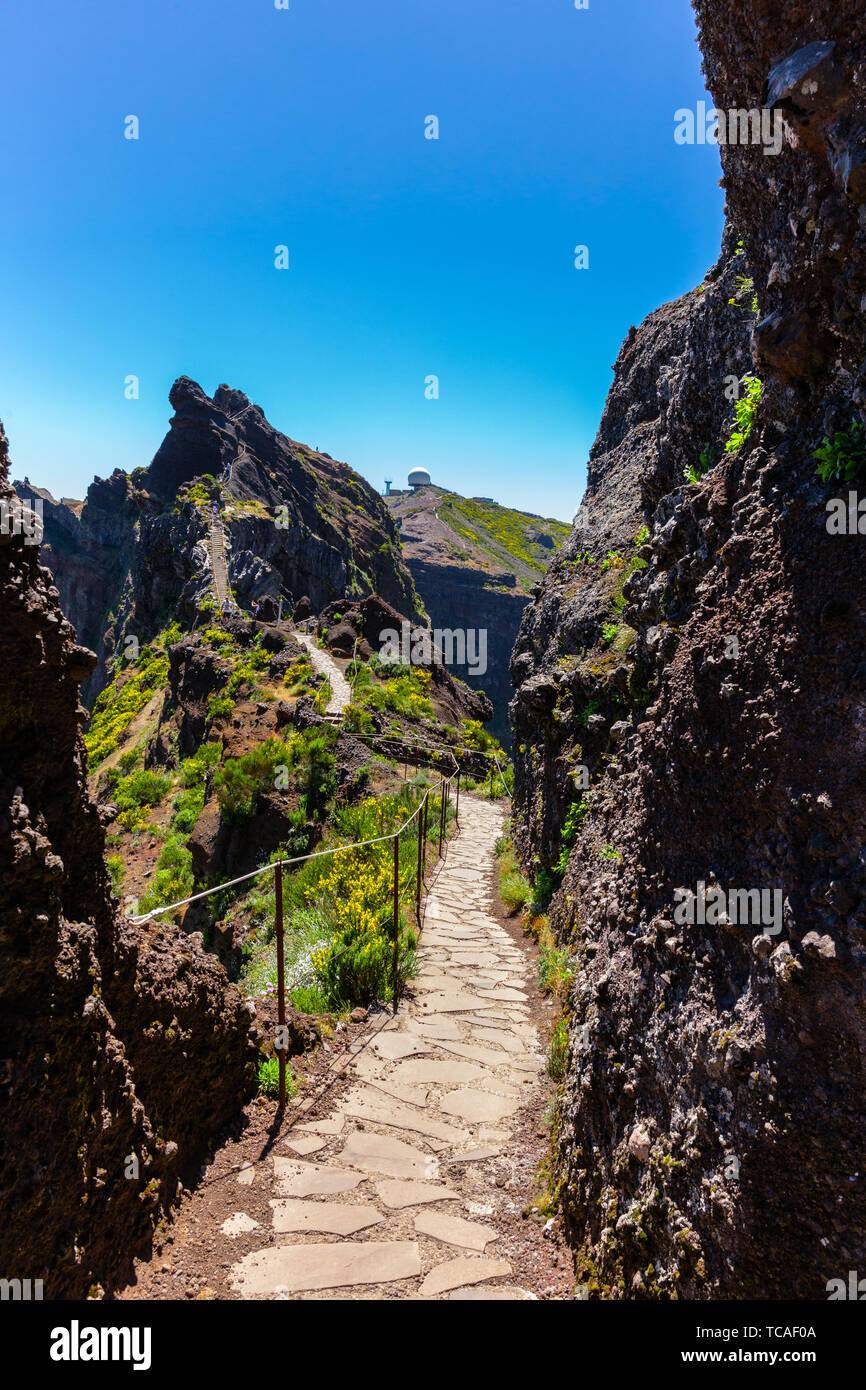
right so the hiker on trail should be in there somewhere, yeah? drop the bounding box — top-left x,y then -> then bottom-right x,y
222,598 -> 232,621
251,598 -> 259,619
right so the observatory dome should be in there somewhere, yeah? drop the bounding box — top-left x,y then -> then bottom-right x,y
408,468 -> 431,489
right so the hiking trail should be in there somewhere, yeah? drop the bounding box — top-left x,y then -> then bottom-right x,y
120,795 -> 565,1301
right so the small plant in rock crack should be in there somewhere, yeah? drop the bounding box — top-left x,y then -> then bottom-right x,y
684,444 -> 717,486
598,843 -> 622,862
601,622 -> 619,646
548,1019 -> 568,1079
576,700 -> 600,728
724,374 -> 762,454
814,420 -> 866,483
556,796 -> 590,875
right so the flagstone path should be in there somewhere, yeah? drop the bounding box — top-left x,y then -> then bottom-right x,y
222,794 -> 546,1299
293,632 -> 353,716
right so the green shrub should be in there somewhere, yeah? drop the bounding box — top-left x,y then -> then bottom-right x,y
538,944 -> 573,997
214,736 -> 297,822
138,833 -> 194,918
208,695 -> 234,720
814,420 -> 866,483
314,910 -> 418,1008
724,374 -> 762,453
290,984 -> 330,1014
500,870 -> 531,911
300,735 -> 337,818
85,647 -> 169,769
106,854 -> 125,895
258,1056 -> 296,1099
548,1019 -> 568,1079
114,768 -> 172,830
532,869 -> 556,912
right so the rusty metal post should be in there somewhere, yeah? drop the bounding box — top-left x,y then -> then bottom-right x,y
392,831 -> 400,1010
275,862 -> 286,1109
438,784 -> 445,855
415,798 -> 423,925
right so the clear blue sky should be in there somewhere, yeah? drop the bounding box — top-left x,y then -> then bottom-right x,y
0,0 -> 724,522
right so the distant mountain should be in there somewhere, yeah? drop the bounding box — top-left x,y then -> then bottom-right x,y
15,378 -> 423,703
385,484 -> 569,743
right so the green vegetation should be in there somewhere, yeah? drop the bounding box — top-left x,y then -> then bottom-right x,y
106,854 -> 125,896
138,833 -> 195,919
538,942 -> 573,996
171,742 -> 222,833
257,1056 -> 297,1099
113,768 -> 172,831
353,664 -> 434,721
496,836 -> 532,911
434,490 -> 570,586
555,796 -> 589,874
230,786 -> 445,1011
684,444 -> 718,486
290,984 -> 330,1014
814,420 -> 866,483
207,695 -> 234,720
548,1019 -> 568,1079
85,646 -> 170,770
724,374 -> 762,454
214,735 -> 303,823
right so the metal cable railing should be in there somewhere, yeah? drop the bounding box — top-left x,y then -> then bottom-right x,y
128,743 -> 460,1107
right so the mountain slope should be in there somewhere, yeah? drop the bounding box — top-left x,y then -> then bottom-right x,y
16,378 -> 422,704
386,485 -> 569,743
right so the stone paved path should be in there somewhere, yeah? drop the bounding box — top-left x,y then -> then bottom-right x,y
209,515 -> 230,608
294,632 -> 353,716
226,794 -> 545,1299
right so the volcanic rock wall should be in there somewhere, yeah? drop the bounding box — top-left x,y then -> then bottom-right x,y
510,1 -> 866,1298
0,421 -> 258,1297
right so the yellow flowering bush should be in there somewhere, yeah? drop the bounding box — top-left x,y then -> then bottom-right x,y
307,796 -> 420,1004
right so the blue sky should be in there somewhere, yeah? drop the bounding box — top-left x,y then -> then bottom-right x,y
0,0 -> 724,521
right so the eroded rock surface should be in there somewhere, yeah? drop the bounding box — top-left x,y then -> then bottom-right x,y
0,421 -> 258,1297
510,1 -> 866,1298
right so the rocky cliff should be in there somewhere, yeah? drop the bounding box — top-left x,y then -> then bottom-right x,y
510,1 -> 866,1298
0,420 -> 259,1297
16,378 -> 422,704
386,485 -> 568,745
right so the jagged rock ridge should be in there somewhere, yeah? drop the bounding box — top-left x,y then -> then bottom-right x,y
16,378 -> 422,704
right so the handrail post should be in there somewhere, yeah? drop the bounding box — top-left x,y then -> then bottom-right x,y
275,862 -> 286,1110
455,769 -> 460,825
392,831 -> 400,1011
489,759 -> 494,800
415,796 -> 423,925
439,783 -> 446,855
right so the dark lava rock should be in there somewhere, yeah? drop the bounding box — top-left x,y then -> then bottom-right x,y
509,0 -> 866,1300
